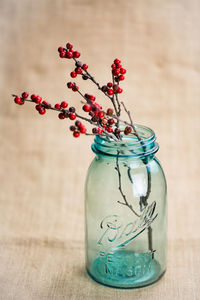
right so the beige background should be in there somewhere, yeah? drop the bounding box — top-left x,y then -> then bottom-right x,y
0,0 -> 200,299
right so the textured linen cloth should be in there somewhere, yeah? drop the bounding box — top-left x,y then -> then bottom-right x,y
0,0 -> 199,299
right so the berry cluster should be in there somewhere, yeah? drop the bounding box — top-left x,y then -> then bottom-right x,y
13,42 -> 136,140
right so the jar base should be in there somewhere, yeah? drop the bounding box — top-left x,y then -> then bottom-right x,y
87,251 -> 165,288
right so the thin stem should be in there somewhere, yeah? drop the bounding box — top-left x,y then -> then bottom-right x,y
115,151 -> 140,218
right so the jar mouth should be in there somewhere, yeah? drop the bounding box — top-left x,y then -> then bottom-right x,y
92,124 -> 159,158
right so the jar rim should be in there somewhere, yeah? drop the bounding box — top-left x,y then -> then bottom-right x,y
92,124 -> 159,158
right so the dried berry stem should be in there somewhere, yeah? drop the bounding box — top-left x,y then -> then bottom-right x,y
115,151 -> 140,218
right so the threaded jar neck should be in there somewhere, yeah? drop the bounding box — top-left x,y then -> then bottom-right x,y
92,124 -> 159,159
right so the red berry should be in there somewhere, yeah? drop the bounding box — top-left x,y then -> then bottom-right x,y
42,100 -> 50,107
118,75 -> 125,81
114,58 -> 121,64
35,95 -> 42,104
58,46 -> 63,52
111,63 -> 116,69
60,51 -> 66,58
107,82 -> 113,88
73,51 -> 80,58
72,85 -> 79,92
67,82 -> 73,89
101,118 -> 108,125
106,108 -> 114,116
66,43 -> 73,50
98,111 -> 105,118
70,71 -> 77,78
14,96 -> 22,105
22,92 -> 29,99
66,51 -> 73,59
120,68 -> 126,74
61,101 -> 68,108
58,113 -> 65,119
73,131 -> 80,138
107,89 -> 114,96
69,113 -> 76,120
89,95 -> 95,101
75,120 -> 81,127
55,103 -> 61,109
80,127 -> 86,134
83,104 -> 91,112
31,94 -> 37,101
75,67 -> 82,74
124,126 -> 132,135
101,85 -> 108,92
69,107 -> 75,113
98,128 -> 103,134
35,104 -> 42,111
39,108 -> 46,115
117,87 -> 123,94
112,68 -> 120,76
116,63 -> 122,69
82,64 -> 88,70
108,119 -> 115,125
107,127 -> 113,133
115,128 -> 121,135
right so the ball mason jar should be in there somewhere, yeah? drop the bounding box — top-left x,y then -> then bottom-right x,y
85,125 -> 167,288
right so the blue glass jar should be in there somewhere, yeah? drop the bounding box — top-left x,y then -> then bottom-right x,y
85,125 -> 167,288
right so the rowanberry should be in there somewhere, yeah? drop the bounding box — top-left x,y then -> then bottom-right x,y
70,71 -> 77,78
66,51 -> 73,59
75,120 -> 81,127
73,131 -> 80,138
66,43 -> 73,50
69,107 -> 75,113
58,113 -> 65,119
112,69 -> 120,76
107,89 -> 114,96
75,67 -> 82,74
107,127 -> 113,133
73,51 -> 80,58
89,95 -> 95,101
117,87 -> 123,94
107,82 -> 113,88
69,113 -> 76,120
61,101 -> 68,108
14,96 -> 22,105
34,95 -> 42,104
101,118 -> 108,125
60,51 -> 66,58
31,94 -> 37,100
114,128 -> 121,135
108,119 -> 114,125
111,63 -> 116,69
58,46 -> 63,52
118,75 -> 125,81
98,128 -> 103,134
70,125 -> 76,131
80,127 -> 86,134
120,68 -> 126,74
124,126 -> 132,135
82,64 -> 88,70
39,108 -> 46,115
67,82 -> 73,89
98,111 -> 104,119
116,63 -> 122,69
35,104 -> 42,111
55,103 -> 61,109
83,104 -> 91,112
92,128 -> 98,134
72,85 -> 79,92
22,92 -> 29,99
106,108 -> 114,116
114,58 -> 121,64
101,85 -> 108,92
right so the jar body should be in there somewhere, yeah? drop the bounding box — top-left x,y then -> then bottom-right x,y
85,130 -> 167,288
